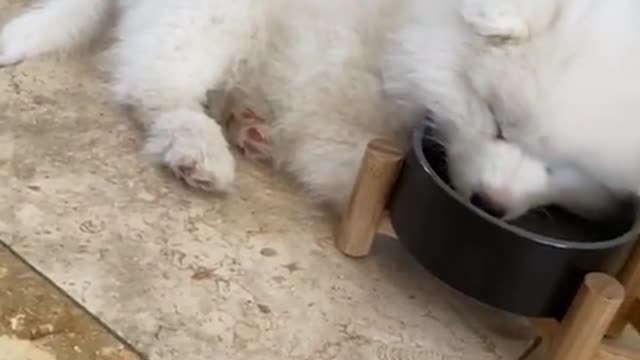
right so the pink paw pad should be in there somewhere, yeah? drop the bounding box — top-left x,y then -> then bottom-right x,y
228,107 -> 273,163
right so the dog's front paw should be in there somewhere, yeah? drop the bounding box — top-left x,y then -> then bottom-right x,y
144,110 -> 236,192
162,136 -> 235,192
0,46 -> 23,67
448,140 -> 550,219
0,18 -> 34,67
0,39 -> 24,67
460,0 -> 529,40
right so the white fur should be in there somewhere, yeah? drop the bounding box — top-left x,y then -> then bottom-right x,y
386,0 -> 640,218
0,0 -> 111,65
2,0 -> 639,218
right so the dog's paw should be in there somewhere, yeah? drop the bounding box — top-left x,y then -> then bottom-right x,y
236,123 -> 271,162
448,140 -> 550,219
460,0 -> 529,40
226,107 -> 272,163
0,38 -> 24,68
0,18 -> 34,67
144,110 -> 236,192
0,49 -> 23,67
162,136 -> 235,192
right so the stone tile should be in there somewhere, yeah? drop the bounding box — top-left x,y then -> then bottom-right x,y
0,245 -> 141,360
3,1 -> 636,360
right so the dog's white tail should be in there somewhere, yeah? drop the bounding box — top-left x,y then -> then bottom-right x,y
0,0 -> 111,65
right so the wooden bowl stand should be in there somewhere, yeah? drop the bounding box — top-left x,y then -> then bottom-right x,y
335,139 -> 640,360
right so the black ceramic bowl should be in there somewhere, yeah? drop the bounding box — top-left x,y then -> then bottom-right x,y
389,120 -> 640,319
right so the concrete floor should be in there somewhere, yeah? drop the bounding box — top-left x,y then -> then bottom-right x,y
0,1 -> 638,359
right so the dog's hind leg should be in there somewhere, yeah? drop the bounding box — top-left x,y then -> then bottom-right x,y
0,0 -> 111,66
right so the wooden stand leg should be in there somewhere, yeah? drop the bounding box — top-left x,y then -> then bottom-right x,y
335,139 -> 404,258
547,273 -> 625,360
630,300 -> 640,332
607,239 -> 640,337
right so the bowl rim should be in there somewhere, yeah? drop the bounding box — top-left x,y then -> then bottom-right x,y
412,120 -> 640,250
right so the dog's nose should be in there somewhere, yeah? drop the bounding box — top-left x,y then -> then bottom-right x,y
470,193 -> 507,218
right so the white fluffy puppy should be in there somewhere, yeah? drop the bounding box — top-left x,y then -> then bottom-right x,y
2,0 -> 639,219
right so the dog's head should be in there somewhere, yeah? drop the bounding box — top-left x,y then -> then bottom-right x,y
385,0 -> 634,220
445,135 -> 621,220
